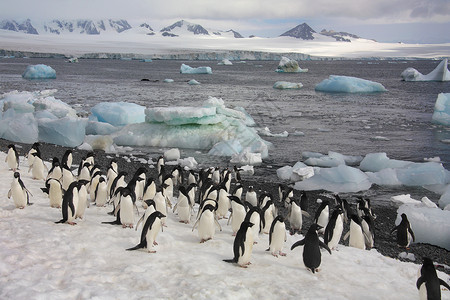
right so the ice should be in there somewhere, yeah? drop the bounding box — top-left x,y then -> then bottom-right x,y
401,59 -> 450,82
177,157 -> 198,170
277,162 -> 314,182
91,102 -> 146,126
366,168 -> 402,186
180,63 -> 212,74
145,106 -> 219,125
163,79 -> 174,83
22,64 -> 56,79
208,140 -> 243,156
83,135 -> 115,152
38,117 -> 88,147
164,148 -> 181,161
258,127 -> 289,137
303,151 -> 363,167
218,59 -> 233,65
359,152 -> 411,172
0,111 -> 38,143
438,185 -> 450,209
188,79 -> 201,85
32,96 -> 77,118
294,165 -> 372,193
230,148 -> 262,165
431,93 -> 450,126
315,75 -> 387,93
85,121 -> 118,135
273,81 -> 303,89
396,162 -> 450,186
396,200 -> 450,250
275,57 -> 308,73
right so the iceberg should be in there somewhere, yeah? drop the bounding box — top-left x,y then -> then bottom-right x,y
208,140 -> 243,156
180,64 -> 212,74
431,93 -> 450,126
273,81 -> 303,89
38,117 -> 88,147
0,110 -> 38,143
439,185 -> 450,209
22,64 -> 56,80
401,59 -> 450,82
218,59 -> 233,65
91,102 -> 146,126
359,153 -> 411,172
277,162 -> 314,182
188,79 -> 201,85
275,57 -> 308,73
294,165 -> 372,193
315,75 -> 387,93
230,148 -> 262,165
85,121 -> 118,135
164,148 -> 181,161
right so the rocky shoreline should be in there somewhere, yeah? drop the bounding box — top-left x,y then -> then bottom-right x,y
2,138 -> 448,275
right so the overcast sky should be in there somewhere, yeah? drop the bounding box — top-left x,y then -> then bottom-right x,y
1,0 -> 449,43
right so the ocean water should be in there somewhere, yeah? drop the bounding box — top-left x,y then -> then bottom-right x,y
1,57 -> 450,201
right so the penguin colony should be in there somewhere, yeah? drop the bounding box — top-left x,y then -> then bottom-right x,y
3,143 -> 449,297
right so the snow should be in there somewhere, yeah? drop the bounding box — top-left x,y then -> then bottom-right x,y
315,75 -> 388,93
432,93 -> 450,126
91,102 -> 146,126
273,81 -> 303,89
1,151 -> 449,299
21,64 -> 56,80
275,57 -> 308,73
164,148 -> 181,161
401,59 -> 450,81
180,63 -> 212,74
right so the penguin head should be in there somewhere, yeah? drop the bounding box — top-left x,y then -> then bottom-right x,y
144,199 -> 156,208
154,211 -> 166,219
400,213 -> 408,221
310,223 -> 322,232
13,172 -> 20,179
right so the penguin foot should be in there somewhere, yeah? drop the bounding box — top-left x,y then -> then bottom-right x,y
153,241 -> 158,245
279,252 -> 287,257
148,250 -> 156,253
200,238 -> 211,243
68,222 -> 77,226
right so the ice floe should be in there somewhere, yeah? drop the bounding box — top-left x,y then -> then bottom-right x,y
22,64 -> 56,80
401,59 -> 450,82
180,63 -> 212,74
273,81 -> 303,89
432,93 -> 450,126
315,75 -> 387,93
275,57 -> 308,73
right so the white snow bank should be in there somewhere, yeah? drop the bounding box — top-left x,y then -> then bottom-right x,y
401,59 -> 450,82
432,93 -> 450,126
315,75 -> 387,93
22,64 -> 56,79
275,57 -> 308,73
273,81 -> 303,89
180,63 -> 212,74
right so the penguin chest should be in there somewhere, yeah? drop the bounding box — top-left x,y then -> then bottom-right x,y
231,206 -> 246,233
198,211 -> 215,239
328,217 -> 344,249
349,222 -> 365,250
31,159 -> 46,180
120,197 -> 135,226
11,182 -> 27,208
317,209 -> 329,229
146,219 -> 162,251
238,230 -> 254,265
49,183 -> 63,208
76,187 -> 88,218
245,193 -> 257,207
6,150 -> 18,170
263,209 -> 274,233
270,223 -> 286,252
216,193 -> 230,217
289,204 -> 303,230
95,183 -> 108,206
250,214 -> 261,240
177,199 -> 191,222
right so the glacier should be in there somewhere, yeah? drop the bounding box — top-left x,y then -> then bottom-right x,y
431,93 -> 450,126
275,56 -> 308,73
273,81 -> 303,89
401,59 -> 450,82
315,75 -> 387,93
180,64 -> 212,74
22,64 -> 56,80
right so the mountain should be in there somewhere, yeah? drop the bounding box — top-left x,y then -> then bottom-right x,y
160,20 -> 243,38
41,19 -> 132,35
320,29 -> 360,42
280,23 -> 315,40
0,19 -> 38,35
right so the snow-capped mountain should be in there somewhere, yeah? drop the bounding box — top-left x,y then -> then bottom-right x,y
280,23 -> 315,40
320,29 -> 360,42
160,20 -> 243,38
40,19 -> 132,35
0,19 -> 38,35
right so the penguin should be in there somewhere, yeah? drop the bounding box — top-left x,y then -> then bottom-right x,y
391,213 -> 415,249
281,186 -> 294,207
343,214 -> 366,250
221,170 -> 231,192
46,157 -> 62,181
142,177 -> 156,202
245,186 -> 258,207
77,162 -> 91,182
361,215 -> 375,250
314,199 -> 329,234
267,215 -> 287,257
83,152 -> 95,168
173,186 -> 192,224
416,257 -> 450,300
323,207 -> 344,250
186,183 -> 197,208
6,144 -> 19,172
108,171 -> 127,214
356,196 -> 376,220
216,183 -> 231,219
258,192 -> 272,209
61,149 -> 73,169
261,200 -> 276,234
153,190 -> 169,226
299,190 -> 309,212
8,172 -> 32,209
231,184 -> 243,200
136,200 -> 157,231
244,206 -> 261,244
93,177 -> 108,207
334,194 -> 350,223
223,221 -> 255,268
41,177 -> 63,208
61,162 -> 74,191
26,142 -> 40,167
127,211 -> 166,253
156,155 -> 164,174
131,167 -> 147,200
162,174 -> 174,203
119,187 -> 137,228
212,167 -> 221,185
75,180 -> 89,219
187,170 -> 197,186
233,165 -> 242,184
55,181 -> 78,225
171,165 -> 183,186
291,223 -> 332,274
28,152 -> 47,180
106,159 -> 118,199
192,203 -> 222,243
287,197 -> 310,235
228,195 -> 247,235
89,171 -> 102,197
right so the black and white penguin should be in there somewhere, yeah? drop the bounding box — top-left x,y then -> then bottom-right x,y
127,211 -> 166,253
26,142 -> 40,167
244,206 -> 261,244
131,167 -> 147,200
77,162 -> 91,182
216,183 -> 230,219
233,165 -> 242,184
61,149 -> 73,169
299,190 -> 309,212
94,177 -> 108,207
231,184 -> 243,200
41,177 -> 63,208
106,159 -> 118,199
291,223 -> 331,274
89,170 -> 103,198
171,165 -> 183,186
343,214 -> 366,250
223,221 -> 255,268
75,180 -> 89,219
156,155 -> 165,175
46,157 -> 62,181
173,186 -> 192,224
142,177 -> 156,202
245,186 -> 257,207
55,181 -> 79,225
416,257 -> 450,300
314,199 -> 329,234
267,215 -> 287,257
261,200 -> 276,234
287,197 -> 310,235
119,187 -> 137,228
28,152 -> 47,180
61,162 -> 74,191
136,199 -> 157,231
8,172 -> 32,209
361,215 -> 375,250
228,195 -> 247,235
324,207 -> 344,250
391,213 -> 415,249
192,203 -> 222,243
6,144 -> 19,172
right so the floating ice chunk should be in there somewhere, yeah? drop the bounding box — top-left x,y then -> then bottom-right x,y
359,153 -> 411,172
178,157 -> 198,170
294,165 -> 371,193
188,79 -> 200,85
291,162 -> 315,181
240,165 -> 254,176
277,166 -> 294,181
396,162 -> 450,186
304,151 -> 362,167
163,79 -> 174,83
164,148 -> 181,161
258,127 -> 289,137
32,96 -> 77,118
366,168 -> 402,186
230,148 -> 262,165
208,140 -> 243,156
438,185 -> 450,209
1,92 -> 35,113
180,64 -> 212,74
390,194 -> 422,206
0,110 -> 38,143
218,59 -> 233,65
370,136 -> 390,141
273,81 -> 303,89
275,57 -> 308,73
431,93 -> 450,126
315,75 -> 387,93
145,106 -> 219,125
396,203 -> 450,250
91,102 -> 146,126
421,197 -> 438,208
401,59 -> 450,82
38,117 -> 88,147
22,64 -> 56,80
424,156 -> 441,162
302,151 -> 325,159
85,121 -> 118,135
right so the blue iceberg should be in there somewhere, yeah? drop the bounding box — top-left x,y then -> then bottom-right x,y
401,59 -> 450,82
38,117 -> 88,147
22,64 -> 56,80
315,75 -> 387,93
431,93 -> 450,126
91,102 -> 146,126
180,64 -> 212,74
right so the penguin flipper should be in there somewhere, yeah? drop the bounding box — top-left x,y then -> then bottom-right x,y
319,240 -> 332,255
214,216 -> 222,231
291,238 -> 305,250
192,218 -> 200,231
440,278 -> 450,290
136,215 -> 145,231
416,276 -> 425,290
408,226 -> 415,242
7,189 -> 11,199
41,187 -> 49,194
343,231 -> 350,241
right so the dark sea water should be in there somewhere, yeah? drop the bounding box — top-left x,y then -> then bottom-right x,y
1,57 -> 450,203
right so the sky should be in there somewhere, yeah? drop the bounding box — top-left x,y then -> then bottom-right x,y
1,0 -> 450,43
